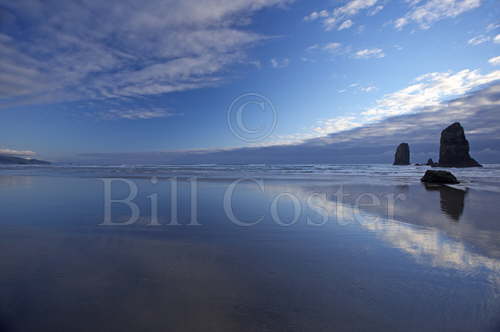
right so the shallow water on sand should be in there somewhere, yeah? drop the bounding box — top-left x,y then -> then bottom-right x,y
0,174 -> 499,332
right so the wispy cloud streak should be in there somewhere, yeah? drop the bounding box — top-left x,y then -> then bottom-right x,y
0,0 -> 293,114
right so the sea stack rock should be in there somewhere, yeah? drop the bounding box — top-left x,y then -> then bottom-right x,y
438,122 -> 482,168
393,143 -> 410,165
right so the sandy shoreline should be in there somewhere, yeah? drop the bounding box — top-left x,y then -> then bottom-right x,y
0,175 -> 499,331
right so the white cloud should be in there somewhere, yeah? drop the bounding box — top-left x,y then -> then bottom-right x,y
494,34 -> 500,44
324,42 -> 343,52
0,0 -> 293,113
307,44 -> 384,61
363,69 -> 500,120
489,56 -> 500,66
354,48 -> 385,59
300,57 -> 316,63
102,108 -> 175,120
395,0 -> 482,30
333,0 -> 378,17
304,11 -> 319,21
262,68 -> 500,146
304,9 -> 329,21
250,115 -> 365,147
305,0 -> 379,31
305,44 -> 319,52
319,10 -> 330,17
360,85 -> 377,92
486,23 -> 500,32
306,42 -> 343,55
394,17 -> 408,29
270,58 -> 290,68
248,60 -> 262,69
313,116 -> 364,136
0,149 -> 36,157
338,20 -> 354,30
340,83 -> 377,93
323,18 -> 338,31
369,5 -> 384,16
468,35 -> 490,45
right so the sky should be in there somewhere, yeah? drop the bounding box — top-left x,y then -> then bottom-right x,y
0,0 -> 499,164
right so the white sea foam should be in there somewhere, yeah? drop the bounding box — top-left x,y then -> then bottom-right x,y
1,163 -> 500,191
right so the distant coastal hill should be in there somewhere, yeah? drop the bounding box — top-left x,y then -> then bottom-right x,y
0,155 -> 50,165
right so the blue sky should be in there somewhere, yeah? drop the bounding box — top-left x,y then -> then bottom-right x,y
0,0 -> 499,163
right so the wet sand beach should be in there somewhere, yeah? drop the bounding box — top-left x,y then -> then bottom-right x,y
0,174 -> 499,331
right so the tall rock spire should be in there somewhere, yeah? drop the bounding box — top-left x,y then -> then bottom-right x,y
438,122 -> 482,168
393,143 -> 410,165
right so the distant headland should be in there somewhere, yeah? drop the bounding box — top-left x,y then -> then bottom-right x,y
0,155 -> 50,165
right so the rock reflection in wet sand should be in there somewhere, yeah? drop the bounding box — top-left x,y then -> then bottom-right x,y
424,184 -> 466,221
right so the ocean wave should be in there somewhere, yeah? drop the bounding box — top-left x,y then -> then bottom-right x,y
1,164 -> 500,191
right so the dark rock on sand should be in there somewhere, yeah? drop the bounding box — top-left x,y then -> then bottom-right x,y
438,122 -> 482,168
421,170 -> 459,184
393,143 -> 410,165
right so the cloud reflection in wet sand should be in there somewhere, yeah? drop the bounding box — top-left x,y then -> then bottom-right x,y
264,182 -> 500,287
